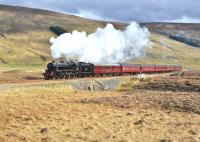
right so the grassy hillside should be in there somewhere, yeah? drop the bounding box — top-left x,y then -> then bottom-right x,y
142,23 -> 200,41
131,33 -> 200,69
0,5 -> 200,82
0,5 -> 124,67
142,23 -> 200,48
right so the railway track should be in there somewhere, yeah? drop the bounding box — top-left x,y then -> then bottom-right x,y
0,73 -> 172,92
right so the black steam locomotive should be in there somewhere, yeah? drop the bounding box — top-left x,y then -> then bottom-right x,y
44,61 -> 94,79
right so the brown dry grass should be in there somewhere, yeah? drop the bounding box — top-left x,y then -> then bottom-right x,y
1,72 -> 200,142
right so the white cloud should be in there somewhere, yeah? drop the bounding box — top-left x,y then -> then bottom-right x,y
166,16 -> 200,23
76,10 -> 104,20
75,10 -> 117,22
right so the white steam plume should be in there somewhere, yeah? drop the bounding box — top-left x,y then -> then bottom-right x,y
50,21 -> 150,63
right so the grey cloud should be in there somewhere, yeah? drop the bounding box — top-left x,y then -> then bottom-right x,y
1,0 -> 200,23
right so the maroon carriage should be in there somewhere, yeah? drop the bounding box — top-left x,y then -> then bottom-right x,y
120,64 -> 141,74
154,65 -> 167,72
141,65 -> 155,73
93,64 -> 122,76
167,65 -> 175,72
174,65 -> 182,72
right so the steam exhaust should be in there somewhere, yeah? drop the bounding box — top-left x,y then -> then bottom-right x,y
50,21 -> 150,64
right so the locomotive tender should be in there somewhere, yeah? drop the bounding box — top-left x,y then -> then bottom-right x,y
44,61 -> 182,80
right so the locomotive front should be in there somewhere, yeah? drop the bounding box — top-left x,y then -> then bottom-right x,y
44,61 -> 94,80
44,62 -> 55,79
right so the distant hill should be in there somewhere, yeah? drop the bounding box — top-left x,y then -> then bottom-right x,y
142,23 -> 200,47
0,5 -> 125,33
0,4 -> 200,82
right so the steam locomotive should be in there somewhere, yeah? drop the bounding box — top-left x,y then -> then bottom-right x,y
44,61 -> 182,80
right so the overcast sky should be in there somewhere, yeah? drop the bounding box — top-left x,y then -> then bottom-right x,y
1,0 -> 200,23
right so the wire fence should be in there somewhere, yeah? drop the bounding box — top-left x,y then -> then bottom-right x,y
0,76 -> 138,94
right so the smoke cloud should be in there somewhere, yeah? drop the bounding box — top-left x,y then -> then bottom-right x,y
50,22 -> 150,63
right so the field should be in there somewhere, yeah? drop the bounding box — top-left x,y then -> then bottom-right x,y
0,71 -> 200,142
